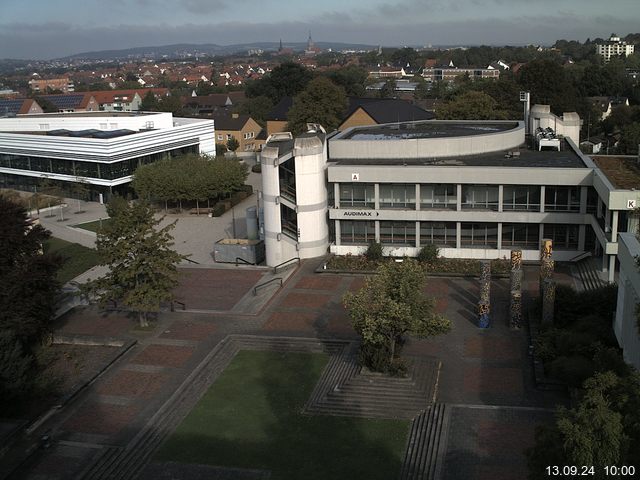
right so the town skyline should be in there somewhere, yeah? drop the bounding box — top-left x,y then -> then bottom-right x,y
1,0 -> 639,59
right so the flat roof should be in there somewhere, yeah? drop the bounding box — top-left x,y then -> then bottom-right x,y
341,122 -> 519,140
16,111 -> 158,118
592,156 -> 640,189
331,139 -> 586,168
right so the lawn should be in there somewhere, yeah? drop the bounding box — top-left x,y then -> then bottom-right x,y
72,218 -> 111,233
156,350 -> 409,480
44,237 -> 100,283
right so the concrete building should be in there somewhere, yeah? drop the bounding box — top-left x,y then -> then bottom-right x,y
28,77 -> 74,93
0,111 -> 215,199
421,66 -> 500,82
259,107 -> 640,285
596,34 -> 635,62
614,233 -> 640,370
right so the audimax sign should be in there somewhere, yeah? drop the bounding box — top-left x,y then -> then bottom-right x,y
341,210 -> 380,217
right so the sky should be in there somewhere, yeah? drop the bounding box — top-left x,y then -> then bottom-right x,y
0,0 -> 639,59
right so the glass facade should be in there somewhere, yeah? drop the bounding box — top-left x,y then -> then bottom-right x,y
0,145 -> 198,181
278,159 -> 296,202
420,184 -> 456,209
339,183 -> 375,208
502,223 -> 540,248
503,185 -> 541,211
340,220 -> 375,245
462,185 -> 499,210
379,184 -> 416,209
280,204 -> 298,240
461,223 -> 498,248
380,221 -> 416,245
419,221 -> 456,246
545,186 -> 580,212
544,224 -> 579,249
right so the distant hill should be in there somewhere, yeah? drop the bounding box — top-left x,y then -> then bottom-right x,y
59,42 -> 378,61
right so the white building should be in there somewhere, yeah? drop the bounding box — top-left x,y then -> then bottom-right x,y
0,111 -> 215,199
614,232 -> 640,370
596,34 -> 635,62
260,107 -> 640,285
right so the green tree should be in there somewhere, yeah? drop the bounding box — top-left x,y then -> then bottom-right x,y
619,122 -> 640,155
517,59 -> 578,114
343,260 -> 451,372
327,65 -> 368,97
140,90 -> 159,111
245,62 -> 314,103
237,95 -> 273,126
378,78 -> 396,98
0,331 -> 34,403
527,371 -> 640,479
84,198 -> 186,327
436,91 -> 509,120
286,77 -> 348,134
226,136 -> 240,152
0,195 -> 61,346
157,94 -> 183,114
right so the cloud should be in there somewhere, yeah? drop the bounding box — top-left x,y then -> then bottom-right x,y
0,12 -> 637,59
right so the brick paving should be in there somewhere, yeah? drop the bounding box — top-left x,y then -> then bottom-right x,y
132,344 -> 195,368
172,268 -> 264,310
160,319 -> 217,341
13,261 -> 570,480
96,370 -> 168,398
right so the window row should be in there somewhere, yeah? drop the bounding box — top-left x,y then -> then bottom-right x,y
336,183 -> 586,212
0,146 -> 198,180
339,221 -> 580,250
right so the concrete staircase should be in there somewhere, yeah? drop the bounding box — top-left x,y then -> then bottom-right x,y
575,257 -> 606,291
399,404 -> 450,480
304,349 -> 441,419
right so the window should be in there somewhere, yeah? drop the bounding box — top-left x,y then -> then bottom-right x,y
339,183 -> 375,208
462,185 -> 499,210
545,186 -> 580,212
38,123 -> 49,130
503,186 -> 540,211
340,221 -> 375,245
420,222 -> 456,246
461,223 -> 498,248
380,221 -> 416,246
502,224 -> 539,248
280,204 -> 298,239
420,184 -> 456,209
379,184 -> 415,209
544,224 -> 579,250
217,134 -> 223,140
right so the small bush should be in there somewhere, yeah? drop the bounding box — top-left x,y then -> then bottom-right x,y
548,355 -> 595,388
251,164 -> 262,173
365,241 -> 384,261
417,244 -> 439,263
212,203 -> 226,217
239,184 -> 254,195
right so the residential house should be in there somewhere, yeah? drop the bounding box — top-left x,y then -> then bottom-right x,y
38,93 -> 99,112
28,77 -> 74,93
214,113 -> 263,152
182,92 -> 246,117
588,96 -> 630,120
0,98 -> 43,116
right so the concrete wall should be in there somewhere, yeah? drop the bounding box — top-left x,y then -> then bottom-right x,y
529,105 -> 581,146
330,121 -> 524,159
4,112 -> 174,131
614,233 -> 640,370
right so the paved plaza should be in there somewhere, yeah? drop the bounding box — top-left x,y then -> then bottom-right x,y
8,259 -> 568,480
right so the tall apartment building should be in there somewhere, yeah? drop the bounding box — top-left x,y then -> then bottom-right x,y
596,34 -> 635,62
28,77 -> 75,93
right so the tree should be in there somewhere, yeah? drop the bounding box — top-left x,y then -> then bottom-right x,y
327,65 -> 368,97
343,260 -> 451,373
245,62 -> 314,103
236,95 -> 273,126
527,371 -> 640,479
436,91 -> 509,120
517,59 -> 578,114
140,90 -> 159,111
378,78 -> 396,99
0,195 -> 61,346
84,198 -> 186,327
157,94 -> 183,114
619,122 -> 640,155
286,77 -> 347,134
226,136 -> 240,153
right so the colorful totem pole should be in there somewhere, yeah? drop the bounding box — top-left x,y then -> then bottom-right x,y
478,261 -> 491,328
540,238 -> 555,324
510,249 -> 523,329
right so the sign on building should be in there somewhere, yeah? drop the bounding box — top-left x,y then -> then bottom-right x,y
351,173 -> 360,181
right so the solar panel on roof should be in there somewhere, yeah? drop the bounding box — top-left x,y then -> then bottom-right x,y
41,94 -> 84,109
0,99 -> 24,115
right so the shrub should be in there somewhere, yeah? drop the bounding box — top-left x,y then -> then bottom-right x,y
365,241 -> 384,261
251,163 -> 262,173
212,203 -> 226,217
239,184 -> 254,195
548,355 -> 596,388
417,244 -> 439,263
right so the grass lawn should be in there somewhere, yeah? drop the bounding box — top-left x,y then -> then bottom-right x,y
156,350 -> 409,480
72,218 -> 111,233
44,237 -> 100,284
